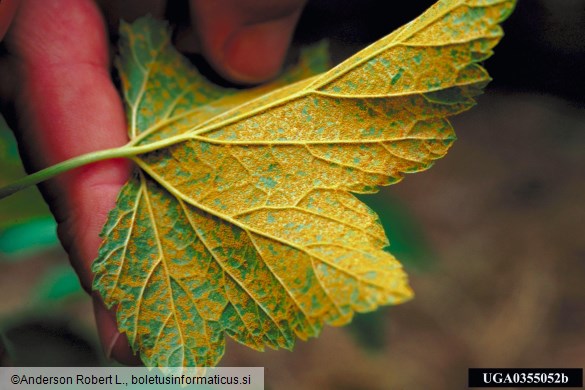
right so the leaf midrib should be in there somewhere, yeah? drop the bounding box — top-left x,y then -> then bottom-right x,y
125,1 -> 499,151
122,77 -> 479,156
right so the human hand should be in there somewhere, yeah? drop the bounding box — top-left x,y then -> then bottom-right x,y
0,0 -> 305,364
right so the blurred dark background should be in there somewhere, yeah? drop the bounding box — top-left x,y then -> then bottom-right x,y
1,1 -> 583,389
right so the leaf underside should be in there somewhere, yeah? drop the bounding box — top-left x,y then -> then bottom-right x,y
92,0 -> 515,367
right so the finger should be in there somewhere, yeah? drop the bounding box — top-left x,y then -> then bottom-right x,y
0,0 -> 20,41
191,0 -> 306,84
6,0 -> 137,364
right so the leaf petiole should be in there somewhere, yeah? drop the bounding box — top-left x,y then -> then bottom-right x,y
0,134 -> 190,200
0,146 -> 128,199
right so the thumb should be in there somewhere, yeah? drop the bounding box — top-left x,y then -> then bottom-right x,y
191,0 -> 306,84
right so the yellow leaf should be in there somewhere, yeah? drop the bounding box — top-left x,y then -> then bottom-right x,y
93,0 -> 516,367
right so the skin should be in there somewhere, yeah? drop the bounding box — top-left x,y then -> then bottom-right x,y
0,0 -> 305,364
